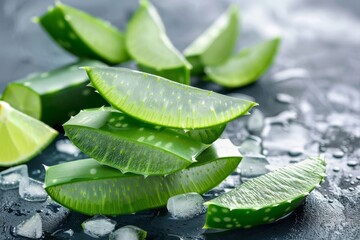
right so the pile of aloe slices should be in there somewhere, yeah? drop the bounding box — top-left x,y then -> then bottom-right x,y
0,0 -> 328,232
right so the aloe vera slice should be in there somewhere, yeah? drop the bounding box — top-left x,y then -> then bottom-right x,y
184,5 -> 240,74
126,0 -> 191,84
0,101 -> 57,166
44,139 -> 242,215
86,66 -> 257,129
37,3 -> 128,65
204,157 -> 326,229
2,60 -> 107,126
205,38 -> 281,88
63,107 -> 209,175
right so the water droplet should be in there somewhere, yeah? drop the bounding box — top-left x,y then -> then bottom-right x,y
347,161 -> 357,167
350,181 -> 355,185
275,93 -> 294,104
348,187 -> 355,191
332,149 -> 344,158
288,148 -> 303,157
356,176 -> 360,181
332,167 -> 340,172
328,199 -> 334,203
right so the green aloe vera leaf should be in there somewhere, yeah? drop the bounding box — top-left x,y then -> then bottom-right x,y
204,157 -> 326,229
173,124 -> 226,144
2,60 -> 107,126
126,0 -> 191,84
37,3 -> 128,65
184,5 -> 240,75
63,107 -> 209,175
85,66 -> 257,129
44,139 -> 242,215
205,38 -> 281,88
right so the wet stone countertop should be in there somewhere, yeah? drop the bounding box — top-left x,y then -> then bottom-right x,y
0,0 -> 359,239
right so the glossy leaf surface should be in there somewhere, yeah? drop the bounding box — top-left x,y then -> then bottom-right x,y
86,66 -> 257,129
45,139 -> 242,215
205,38 -> 281,88
204,157 -> 326,229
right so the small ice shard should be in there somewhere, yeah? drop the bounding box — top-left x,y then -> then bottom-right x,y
239,154 -> 270,180
167,192 -> 205,219
56,139 -> 81,156
19,177 -> 48,202
82,215 -> 116,238
247,109 -> 264,133
0,165 -> 28,190
238,136 -> 262,155
14,213 -> 43,239
109,225 -> 147,240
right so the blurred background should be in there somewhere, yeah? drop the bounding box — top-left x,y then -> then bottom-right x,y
0,0 -> 359,239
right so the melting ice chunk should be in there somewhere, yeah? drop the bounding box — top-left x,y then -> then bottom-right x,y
109,225 -> 147,240
167,192 -> 205,219
56,139 -> 81,156
14,213 -> 43,239
239,154 -> 270,180
19,177 -> 48,202
247,109 -> 265,133
0,165 -> 28,190
82,215 -> 117,238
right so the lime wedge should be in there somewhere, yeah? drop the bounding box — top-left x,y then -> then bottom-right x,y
126,0 -> 191,84
2,60 -> 107,126
205,38 -> 281,88
204,157 -> 326,229
63,107 -> 209,176
45,139 -> 242,215
85,66 -> 257,129
37,3 -> 128,65
184,5 -> 240,74
0,101 -> 58,166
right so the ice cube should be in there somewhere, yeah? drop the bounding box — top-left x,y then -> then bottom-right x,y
239,154 -> 270,180
167,192 -> 205,219
19,177 -> 48,202
0,165 -> 28,190
14,213 -> 42,239
109,225 -> 147,240
55,139 -> 81,156
82,215 -> 116,238
247,109 -> 264,133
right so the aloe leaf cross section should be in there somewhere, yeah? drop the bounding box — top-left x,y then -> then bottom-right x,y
204,157 -> 326,229
37,3 -> 128,65
184,5 -> 240,74
63,108 -> 209,176
85,66 -> 257,129
205,38 -> 281,88
126,0 -> 191,84
44,139 -> 242,215
2,60 -> 108,126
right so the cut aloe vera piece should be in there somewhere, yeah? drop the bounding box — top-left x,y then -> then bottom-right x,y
204,157 -> 326,229
2,60 -> 107,126
37,3 -> 128,65
86,66 -> 257,129
205,38 -> 281,88
0,101 -> 57,166
45,139 -> 242,215
126,0 -> 191,84
184,5 -> 240,74
63,107 -> 209,175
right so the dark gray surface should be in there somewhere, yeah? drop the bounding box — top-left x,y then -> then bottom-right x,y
1,0 -> 360,239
